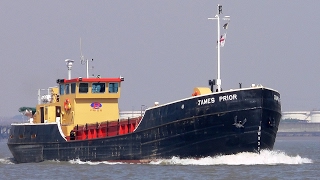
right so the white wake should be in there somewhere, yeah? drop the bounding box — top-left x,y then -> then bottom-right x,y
0,157 -> 15,164
68,150 -> 312,166
150,150 -> 312,165
69,158 -> 124,165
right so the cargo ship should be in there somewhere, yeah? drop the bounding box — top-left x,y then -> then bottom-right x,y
7,5 -> 281,163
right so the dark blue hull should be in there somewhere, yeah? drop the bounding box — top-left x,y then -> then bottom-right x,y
7,88 -> 281,163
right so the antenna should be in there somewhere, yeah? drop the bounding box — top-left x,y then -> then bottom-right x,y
208,5 -> 231,92
79,38 -> 93,78
80,38 -> 85,65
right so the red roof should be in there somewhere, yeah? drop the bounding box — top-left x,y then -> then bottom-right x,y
64,77 -> 123,83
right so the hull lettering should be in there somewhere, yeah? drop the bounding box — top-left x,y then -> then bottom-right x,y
198,97 -> 215,106
219,94 -> 237,102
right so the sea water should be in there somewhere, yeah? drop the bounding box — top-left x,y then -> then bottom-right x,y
0,137 -> 319,180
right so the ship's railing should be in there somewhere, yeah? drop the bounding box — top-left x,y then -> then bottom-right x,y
68,117 -> 142,141
120,110 -> 145,119
37,87 -> 57,104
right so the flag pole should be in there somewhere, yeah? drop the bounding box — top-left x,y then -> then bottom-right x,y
217,5 -> 221,92
208,4 -> 230,92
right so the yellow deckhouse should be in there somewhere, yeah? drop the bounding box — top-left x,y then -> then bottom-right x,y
33,76 -> 124,138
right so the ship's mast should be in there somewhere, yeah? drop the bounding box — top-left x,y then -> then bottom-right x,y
80,38 -> 93,78
208,4 -> 230,92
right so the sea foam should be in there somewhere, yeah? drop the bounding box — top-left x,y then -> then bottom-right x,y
68,150 -> 312,166
0,157 -> 15,164
150,150 -> 313,166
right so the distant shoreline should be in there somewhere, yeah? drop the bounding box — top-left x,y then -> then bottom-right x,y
276,136 -> 320,141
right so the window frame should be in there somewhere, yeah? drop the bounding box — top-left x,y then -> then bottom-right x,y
108,82 -> 119,93
65,84 -> 70,94
71,83 -> 76,94
92,82 -> 106,93
79,83 -> 89,93
59,84 -> 65,95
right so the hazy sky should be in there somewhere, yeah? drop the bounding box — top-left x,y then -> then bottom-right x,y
1,1 -> 319,117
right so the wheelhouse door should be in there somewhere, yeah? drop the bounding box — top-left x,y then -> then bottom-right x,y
40,107 -> 44,123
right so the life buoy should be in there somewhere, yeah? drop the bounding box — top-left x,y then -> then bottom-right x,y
64,99 -> 71,111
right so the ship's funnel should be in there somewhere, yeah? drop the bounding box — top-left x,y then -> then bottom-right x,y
65,59 -> 75,80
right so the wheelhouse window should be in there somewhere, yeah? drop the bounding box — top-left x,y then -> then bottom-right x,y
92,83 -> 106,93
79,83 -> 88,93
65,84 -> 70,94
108,82 -> 119,93
71,83 -> 76,94
59,84 -> 64,95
